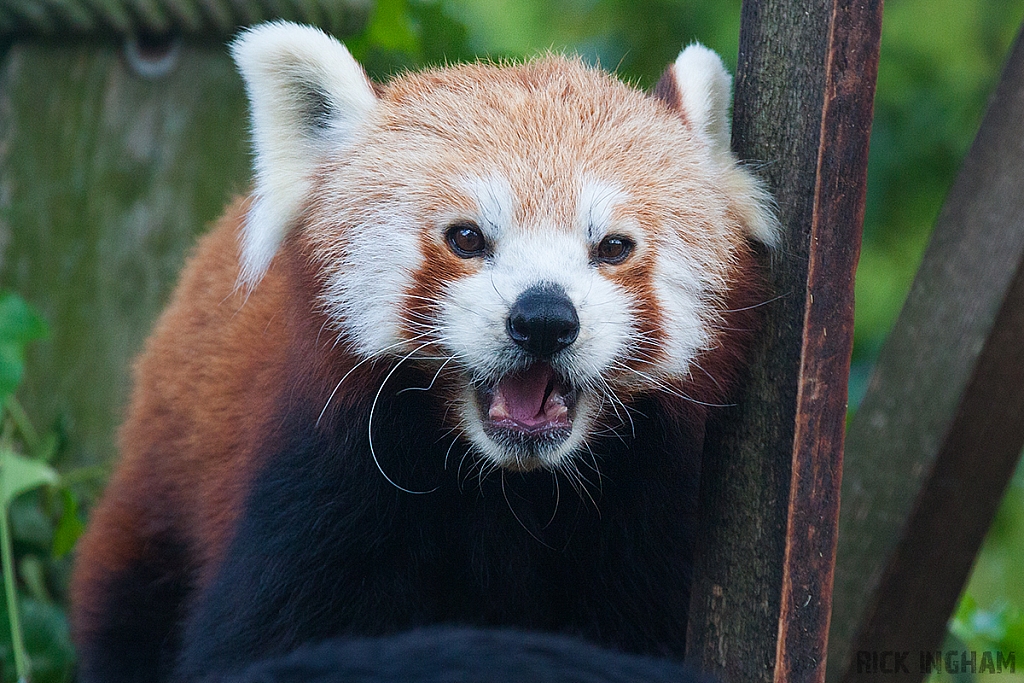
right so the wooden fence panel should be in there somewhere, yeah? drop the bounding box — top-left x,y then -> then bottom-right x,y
685,1 -> 882,682
0,42 -> 249,465
0,3 -> 365,466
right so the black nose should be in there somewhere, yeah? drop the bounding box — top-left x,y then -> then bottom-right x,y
506,285 -> 580,357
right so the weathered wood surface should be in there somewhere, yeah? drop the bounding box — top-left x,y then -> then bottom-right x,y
828,24 -> 1024,683
0,0 -> 368,464
0,0 -> 367,37
685,1 -> 882,682
0,43 -> 251,465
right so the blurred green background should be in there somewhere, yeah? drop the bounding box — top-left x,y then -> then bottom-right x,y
3,0 -> 1024,680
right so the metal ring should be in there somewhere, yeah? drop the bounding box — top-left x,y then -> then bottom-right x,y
123,33 -> 181,79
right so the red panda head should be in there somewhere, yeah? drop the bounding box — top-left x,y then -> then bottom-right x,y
231,22 -> 780,472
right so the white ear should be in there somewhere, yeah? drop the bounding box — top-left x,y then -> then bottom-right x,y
656,44 -> 781,247
230,21 -> 377,285
669,43 -> 733,156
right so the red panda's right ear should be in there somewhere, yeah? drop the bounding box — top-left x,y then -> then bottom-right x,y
230,21 -> 377,286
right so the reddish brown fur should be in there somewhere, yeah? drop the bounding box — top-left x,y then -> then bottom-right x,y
673,241 -> 766,423
405,232 -> 475,345
70,199 -> 381,644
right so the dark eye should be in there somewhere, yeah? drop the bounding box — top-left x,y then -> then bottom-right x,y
594,236 -> 634,264
445,222 -> 487,258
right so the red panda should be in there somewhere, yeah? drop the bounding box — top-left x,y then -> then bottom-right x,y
70,21 -> 778,683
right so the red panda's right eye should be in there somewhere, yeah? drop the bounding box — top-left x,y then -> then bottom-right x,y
446,223 -> 487,258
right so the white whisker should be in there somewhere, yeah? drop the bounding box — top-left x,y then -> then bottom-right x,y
367,341 -> 440,495
501,472 -> 555,550
315,330 -> 437,427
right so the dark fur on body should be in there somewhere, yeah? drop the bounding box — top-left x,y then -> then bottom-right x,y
206,627 -> 710,683
176,368 -> 700,678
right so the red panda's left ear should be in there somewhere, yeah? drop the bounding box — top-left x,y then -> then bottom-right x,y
231,21 -> 378,286
653,44 -> 733,158
654,45 -> 781,248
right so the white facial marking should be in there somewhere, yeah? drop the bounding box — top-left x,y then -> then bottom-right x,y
577,178 -> 630,243
318,200 -> 422,358
652,253 -> 714,378
459,174 -> 516,240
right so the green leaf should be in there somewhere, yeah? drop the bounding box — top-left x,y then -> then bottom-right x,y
364,0 -> 419,55
51,491 -> 83,560
0,450 -> 58,507
0,294 -> 46,347
0,595 -> 75,683
0,342 -> 26,401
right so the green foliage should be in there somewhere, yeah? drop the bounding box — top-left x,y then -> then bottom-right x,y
0,295 -> 46,405
0,293 -> 89,683
855,0 -> 1024,363
444,0 -> 743,82
924,595 -> 1024,682
951,596 -> 1024,658
346,0 -> 472,77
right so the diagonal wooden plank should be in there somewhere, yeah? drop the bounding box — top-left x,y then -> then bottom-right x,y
685,1 -> 882,682
828,22 -> 1024,683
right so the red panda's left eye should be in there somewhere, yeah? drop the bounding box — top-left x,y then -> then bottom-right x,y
595,236 -> 634,264
446,223 -> 487,258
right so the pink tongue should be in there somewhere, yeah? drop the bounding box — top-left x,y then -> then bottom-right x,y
493,364 -> 555,426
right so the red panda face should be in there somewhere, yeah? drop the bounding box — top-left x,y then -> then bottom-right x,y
231,23 -> 779,472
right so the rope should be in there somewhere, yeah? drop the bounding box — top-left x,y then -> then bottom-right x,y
0,0 -> 369,37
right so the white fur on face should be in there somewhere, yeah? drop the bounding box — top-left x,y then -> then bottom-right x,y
436,175 -> 642,469
651,246 -> 717,381
318,207 -> 424,359
460,174 -> 515,240
577,178 -> 630,243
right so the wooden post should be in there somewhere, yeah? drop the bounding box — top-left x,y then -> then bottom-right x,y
827,23 -> 1024,683
685,2 -> 882,682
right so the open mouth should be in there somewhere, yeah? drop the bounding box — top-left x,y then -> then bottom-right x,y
476,362 -> 577,452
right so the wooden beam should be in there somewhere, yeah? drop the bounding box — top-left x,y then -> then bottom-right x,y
828,23 -> 1024,683
685,2 -> 882,682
